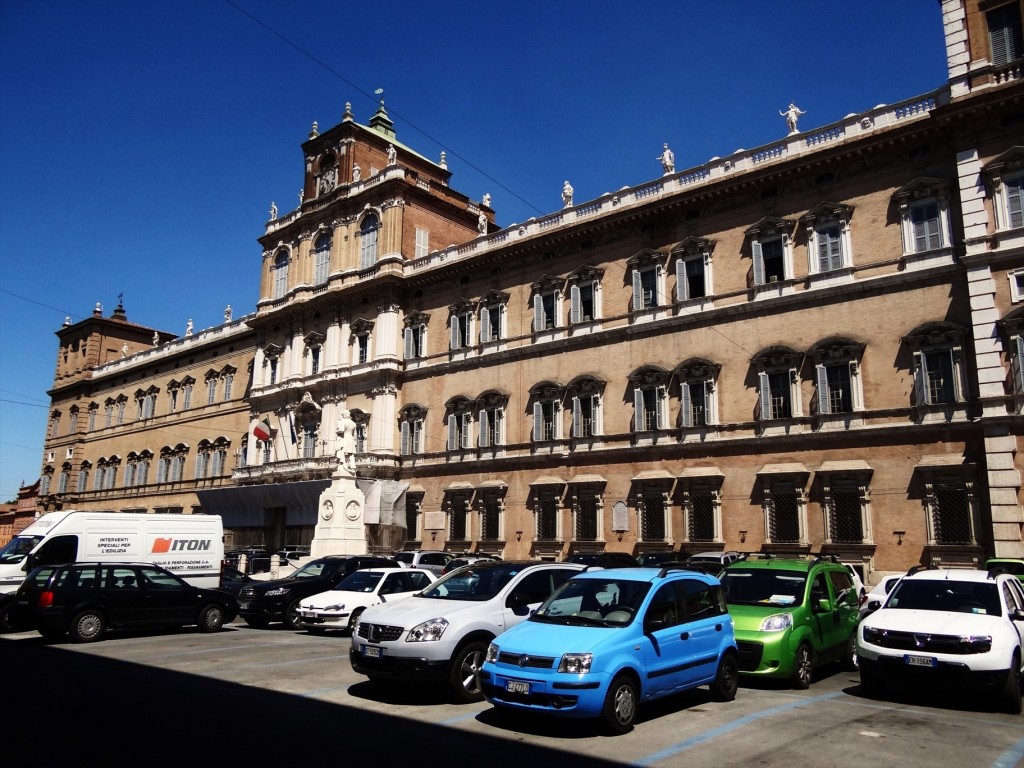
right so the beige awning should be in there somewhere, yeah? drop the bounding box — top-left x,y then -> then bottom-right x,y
816,460 -> 873,473
477,479 -> 508,488
915,454 -> 965,468
568,474 -> 607,484
632,469 -> 675,481
443,481 -> 474,492
757,463 -> 809,475
529,475 -> 566,486
678,466 -> 724,478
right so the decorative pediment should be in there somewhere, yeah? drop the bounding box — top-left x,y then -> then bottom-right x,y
800,201 -> 854,225
893,177 -> 949,202
752,345 -> 802,369
745,216 -> 796,238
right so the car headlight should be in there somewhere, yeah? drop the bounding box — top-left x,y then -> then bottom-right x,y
759,613 -> 793,632
558,653 -> 593,674
485,642 -> 499,663
407,617 -> 449,642
959,635 -> 992,653
862,625 -> 884,645
265,588 -> 289,597
324,603 -> 345,611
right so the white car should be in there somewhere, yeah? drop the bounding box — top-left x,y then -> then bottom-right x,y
298,568 -> 434,633
857,568 -> 1024,714
350,560 -> 583,702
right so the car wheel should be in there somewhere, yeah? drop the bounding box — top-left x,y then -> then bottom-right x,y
282,599 -> 302,630
1002,652 -> 1022,715
709,653 -> 739,702
449,641 -> 488,703
0,599 -> 23,633
198,604 -> 226,633
792,643 -> 813,689
347,608 -> 364,634
859,664 -> 884,697
69,610 -> 105,643
841,635 -> 859,672
600,674 -> 638,735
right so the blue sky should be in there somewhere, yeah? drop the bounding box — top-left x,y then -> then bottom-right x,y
0,0 -> 948,501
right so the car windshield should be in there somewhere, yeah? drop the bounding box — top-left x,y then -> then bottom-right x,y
531,578 -> 652,627
720,568 -> 807,607
0,536 -> 42,564
418,563 -> 523,601
335,570 -> 384,593
292,560 -> 334,579
885,579 -> 1002,615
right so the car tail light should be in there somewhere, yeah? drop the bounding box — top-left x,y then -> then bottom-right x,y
38,591 -> 54,608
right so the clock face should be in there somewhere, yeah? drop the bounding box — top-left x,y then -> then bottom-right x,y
321,500 -> 334,520
345,500 -> 361,521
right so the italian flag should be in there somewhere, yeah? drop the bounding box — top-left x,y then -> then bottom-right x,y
253,417 -> 272,441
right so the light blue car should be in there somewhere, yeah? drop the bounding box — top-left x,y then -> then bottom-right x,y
480,566 -> 738,734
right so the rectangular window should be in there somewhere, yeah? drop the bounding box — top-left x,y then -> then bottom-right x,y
640,489 -> 666,541
479,407 -> 501,447
142,395 -> 155,419
207,381 -> 216,405
574,492 -> 599,541
988,2 -> 1023,65
449,498 -> 469,540
310,348 -> 320,375
817,225 -> 843,272
268,360 -> 277,385
450,312 -> 472,349
447,413 -> 471,451
1007,177 -> 1024,229
571,282 -> 595,323
759,371 -> 793,420
116,402 -> 125,425
357,335 -> 369,364
57,471 -> 69,494
754,238 -> 785,284
77,469 -> 89,493
404,326 -> 425,358
400,420 -> 423,455
303,425 -> 316,458
827,479 -> 864,544
676,257 -> 706,301
533,401 -> 557,441
168,390 -> 177,413
480,497 -> 501,541
195,453 -> 207,480
687,489 -> 716,542
634,387 -> 662,431
88,409 -> 96,431
922,349 -> 955,405
571,395 -> 596,437
537,495 -> 558,541
480,305 -> 501,342
768,484 -> 800,543
911,202 -> 942,252
534,292 -> 557,331
183,385 -> 193,409
415,228 -> 429,259
632,267 -> 658,310
104,405 -> 113,427
680,381 -> 707,427
932,477 -> 973,544
816,363 -> 852,414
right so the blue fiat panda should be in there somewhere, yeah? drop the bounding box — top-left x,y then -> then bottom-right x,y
480,566 -> 738,734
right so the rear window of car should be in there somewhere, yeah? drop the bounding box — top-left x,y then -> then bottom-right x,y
56,566 -> 100,590
393,553 -> 414,565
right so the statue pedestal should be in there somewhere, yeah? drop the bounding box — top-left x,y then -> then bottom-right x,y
311,472 -> 366,557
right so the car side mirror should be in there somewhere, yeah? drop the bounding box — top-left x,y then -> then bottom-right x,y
506,593 -> 532,614
1012,608 -> 1024,621
814,598 -> 832,613
866,599 -> 882,614
22,553 -> 37,573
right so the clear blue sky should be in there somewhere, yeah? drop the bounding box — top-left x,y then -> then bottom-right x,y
0,0 -> 948,501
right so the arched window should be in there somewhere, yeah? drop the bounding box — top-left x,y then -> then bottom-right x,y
359,214 -> 380,269
273,250 -> 290,299
313,232 -> 331,285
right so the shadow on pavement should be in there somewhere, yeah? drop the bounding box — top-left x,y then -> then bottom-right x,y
2,640 -> 627,767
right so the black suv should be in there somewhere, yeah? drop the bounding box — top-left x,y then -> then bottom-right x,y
13,562 -> 238,643
237,555 -> 396,629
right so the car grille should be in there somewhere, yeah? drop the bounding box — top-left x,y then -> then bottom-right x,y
239,587 -> 257,599
497,652 -> 556,669
867,629 -> 981,655
357,622 -> 404,642
736,640 -> 764,671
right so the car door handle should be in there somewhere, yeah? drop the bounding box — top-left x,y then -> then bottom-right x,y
679,631 -> 690,640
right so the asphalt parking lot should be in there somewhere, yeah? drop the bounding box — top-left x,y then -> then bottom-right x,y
3,621 -> 1022,767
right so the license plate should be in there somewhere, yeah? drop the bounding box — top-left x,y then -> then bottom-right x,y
363,645 -> 382,658
238,601 -> 250,610
505,680 -> 530,694
301,611 -> 315,618
904,654 -> 937,668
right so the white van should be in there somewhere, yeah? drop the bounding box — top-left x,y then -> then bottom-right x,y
0,511 -> 224,629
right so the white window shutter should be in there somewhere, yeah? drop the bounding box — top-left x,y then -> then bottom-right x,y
752,241 -> 765,285
461,413 -> 471,448
494,409 -> 503,444
479,409 -> 490,447
447,414 -> 457,451
404,328 -> 414,359
758,371 -> 771,420
400,421 -> 411,455
572,395 -> 582,437
450,319 -> 460,350
633,388 -> 645,431
533,401 -> 543,441
533,294 -> 543,332
914,351 -> 928,406
675,259 -> 687,301
480,307 -> 491,342
680,381 -> 692,427
817,230 -> 829,273
816,364 -> 830,415
1016,336 -> 1024,393
632,269 -> 643,310
570,284 -> 581,324
656,386 -> 666,429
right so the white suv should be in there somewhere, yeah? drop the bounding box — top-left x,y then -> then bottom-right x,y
857,567 -> 1024,714
350,560 -> 583,702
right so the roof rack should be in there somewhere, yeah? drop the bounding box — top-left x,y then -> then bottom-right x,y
905,563 -> 937,577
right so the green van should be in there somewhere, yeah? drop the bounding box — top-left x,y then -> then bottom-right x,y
720,555 -> 861,688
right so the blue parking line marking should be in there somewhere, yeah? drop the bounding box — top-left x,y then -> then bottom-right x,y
991,735 -> 1024,768
632,691 -> 843,767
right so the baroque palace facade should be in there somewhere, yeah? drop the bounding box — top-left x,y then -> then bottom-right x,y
39,0 -> 1024,580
